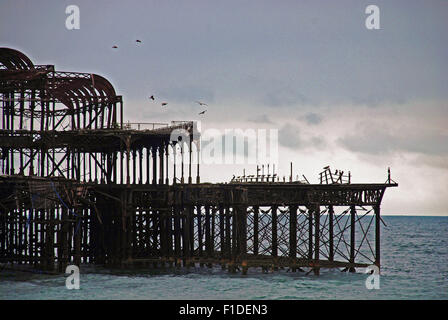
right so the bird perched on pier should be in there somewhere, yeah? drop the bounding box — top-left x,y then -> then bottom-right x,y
149,95 -> 155,101
198,110 -> 207,115
195,101 -> 208,106
323,165 -> 330,170
161,102 -> 168,107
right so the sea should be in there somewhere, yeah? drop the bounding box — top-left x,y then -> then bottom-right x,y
1,216 -> 447,300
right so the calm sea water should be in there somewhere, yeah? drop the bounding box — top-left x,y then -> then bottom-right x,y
1,216 -> 447,300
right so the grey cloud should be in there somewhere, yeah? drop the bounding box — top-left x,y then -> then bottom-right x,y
303,112 -> 323,125
262,86 -> 310,107
279,123 -> 326,150
339,126 -> 448,156
2,0 -> 447,112
247,114 -> 275,124
157,85 -> 215,105
279,123 -> 303,149
411,155 -> 448,170
310,136 -> 326,148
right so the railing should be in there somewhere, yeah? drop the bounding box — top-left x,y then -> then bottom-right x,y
122,122 -> 169,130
319,166 -> 351,184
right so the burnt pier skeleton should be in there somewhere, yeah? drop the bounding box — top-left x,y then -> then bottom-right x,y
0,48 -> 397,275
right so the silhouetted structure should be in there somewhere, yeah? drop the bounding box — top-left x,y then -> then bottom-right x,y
0,48 -> 397,275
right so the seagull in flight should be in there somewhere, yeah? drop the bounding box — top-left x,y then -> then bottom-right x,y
112,45 -> 118,49
198,110 -> 207,115
161,102 -> 168,107
149,95 -> 155,100
136,39 -> 142,43
195,101 -> 208,106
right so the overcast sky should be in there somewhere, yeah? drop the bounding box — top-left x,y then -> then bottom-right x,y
1,0 -> 447,215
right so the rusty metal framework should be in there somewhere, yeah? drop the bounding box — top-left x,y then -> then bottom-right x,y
0,48 -> 397,275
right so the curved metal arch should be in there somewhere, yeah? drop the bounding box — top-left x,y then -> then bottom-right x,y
0,48 -> 120,130
0,47 -> 35,70
90,74 -> 116,98
48,76 -> 116,111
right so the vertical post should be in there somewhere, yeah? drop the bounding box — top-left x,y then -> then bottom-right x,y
189,205 -> 194,260
132,150 -> 137,184
231,207 -> 237,260
238,205 -> 247,259
152,146 -> 157,185
196,141 -> 200,183
166,208 -> 172,259
152,205 -> 159,258
289,205 -> 297,261
253,206 -> 259,256
219,205 -> 225,259
18,206 -> 23,265
173,144 -> 177,184
290,162 -> 293,182
159,144 -> 164,184
59,208 -> 67,271
139,149 -> 143,184
29,209 -> 34,267
125,136 -> 131,185
225,206 -> 231,260
120,100 -> 123,129
119,148 -> 123,184
314,204 -> 320,275
74,211 -> 81,267
48,207 -> 55,270
188,137 -> 192,184
134,208 -> 139,258
181,143 -> 184,184
375,205 -> 381,270
197,205 -> 203,261
165,143 -> 169,185
182,206 -> 191,266
272,205 -> 278,258
210,207 -> 215,266
174,204 -> 181,261
205,206 -> 211,258
159,208 -> 166,259
350,205 -> 356,272
146,147 -> 150,184
308,207 -> 313,260
40,210 -> 46,269
329,205 -> 334,262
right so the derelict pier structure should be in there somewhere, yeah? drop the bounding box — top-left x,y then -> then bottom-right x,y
0,48 -> 397,275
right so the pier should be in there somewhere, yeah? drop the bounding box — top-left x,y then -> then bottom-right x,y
0,48 -> 397,275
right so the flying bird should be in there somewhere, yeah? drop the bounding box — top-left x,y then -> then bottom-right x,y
112,45 -> 118,49
161,102 -> 168,107
136,39 -> 142,43
195,101 -> 208,106
149,95 -> 155,100
198,110 -> 207,115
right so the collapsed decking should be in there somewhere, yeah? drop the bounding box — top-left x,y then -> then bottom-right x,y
0,48 -> 397,275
